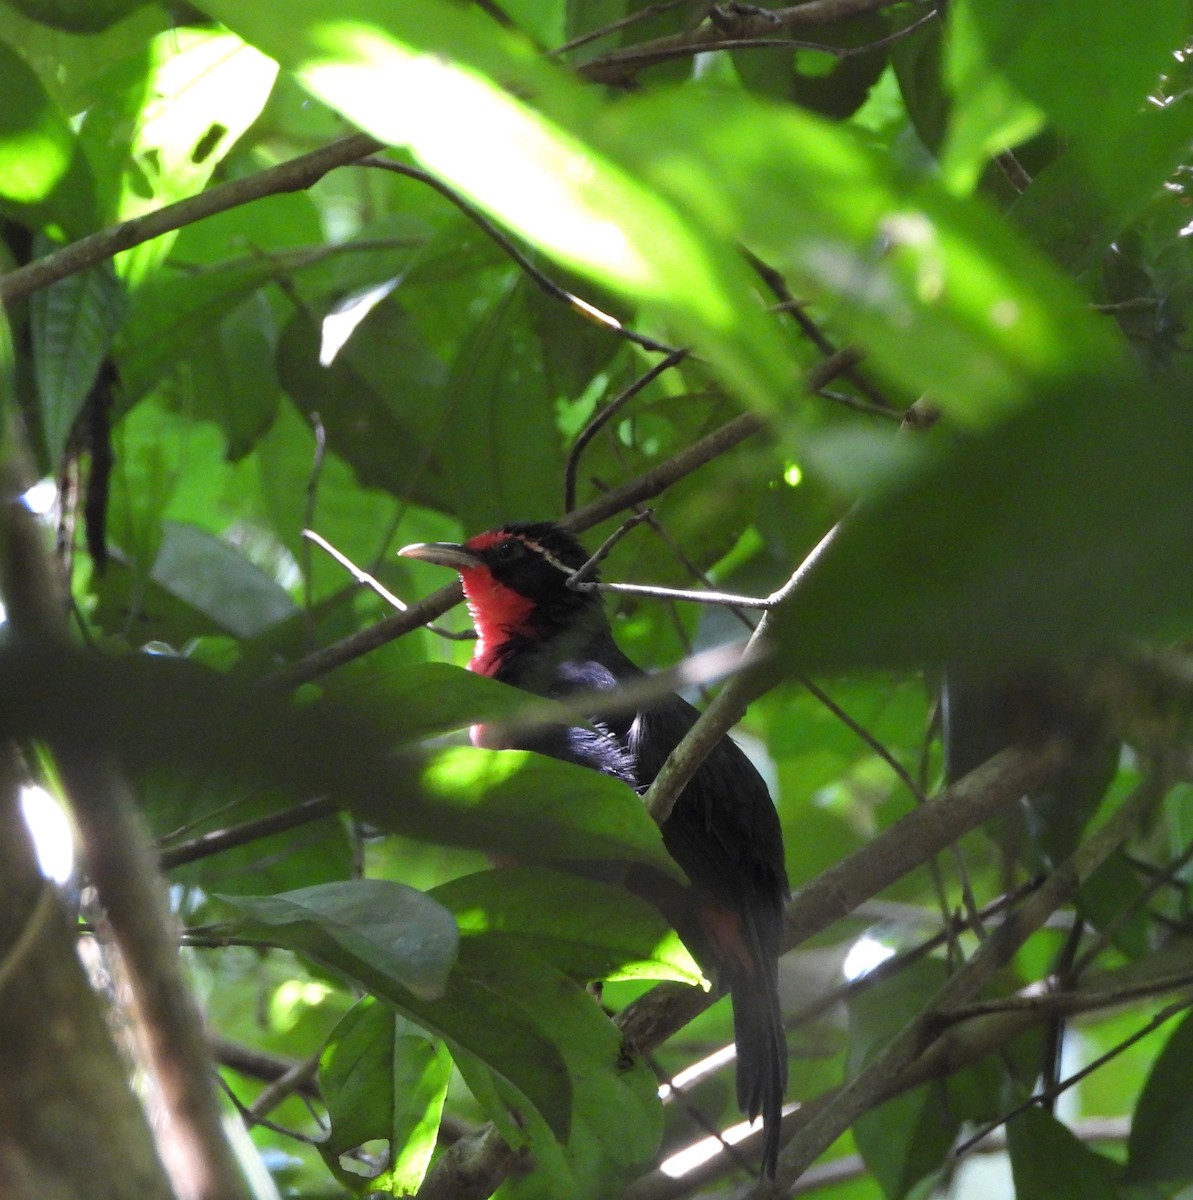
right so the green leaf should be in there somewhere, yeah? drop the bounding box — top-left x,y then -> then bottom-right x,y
1125,1007 -> 1193,1184
194,0 -> 799,412
327,662 -> 544,744
220,879 -> 460,1001
959,0 -> 1185,151
598,87 -> 1121,425
773,369 -> 1193,674
1009,1108 -> 1119,1200
362,746 -> 683,878
102,29 -> 279,283
30,251 -> 124,468
150,521 -> 298,640
446,937 -> 662,1183
276,304 -> 454,507
848,958 -> 958,1199
0,36 -> 93,232
435,277 -> 565,531
1076,852 -> 1150,961
320,998 -> 451,1195
1012,96 -> 1193,272
432,866 -> 704,985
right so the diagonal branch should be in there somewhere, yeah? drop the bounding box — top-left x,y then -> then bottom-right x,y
0,133 -> 383,304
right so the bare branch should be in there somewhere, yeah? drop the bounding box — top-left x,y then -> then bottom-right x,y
356,157 -> 682,355
0,133 -> 383,304
578,0 -> 924,86
564,350 -> 689,512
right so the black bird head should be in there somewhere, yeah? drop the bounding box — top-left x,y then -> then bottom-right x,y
399,523 -> 601,663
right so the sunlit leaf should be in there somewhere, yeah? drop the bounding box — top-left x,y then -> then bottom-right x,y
432,866 -> 705,985
194,0 -> 800,411
596,87 -> 1123,424
0,37 -> 93,232
320,999 -> 451,1195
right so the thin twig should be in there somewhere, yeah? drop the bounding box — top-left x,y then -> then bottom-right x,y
954,996 -> 1193,1157
303,529 -> 472,640
578,0 -> 920,86
766,772 -> 1164,1194
568,511 -> 655,585
548,0 -> 689,55
564,350 -> 689,512
158,796 -> 337,871
355,157 -> 681,355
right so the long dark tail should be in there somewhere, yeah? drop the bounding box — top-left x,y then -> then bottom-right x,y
729,925 -> 787,1177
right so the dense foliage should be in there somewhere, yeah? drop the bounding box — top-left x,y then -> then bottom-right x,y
4,1 -> 1193,1198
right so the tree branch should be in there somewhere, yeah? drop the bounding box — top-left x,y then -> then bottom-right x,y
0,460 -> 251,1200
0,133 -> 383,305
577,0 -> 922,86
767,770 -> 1164,1192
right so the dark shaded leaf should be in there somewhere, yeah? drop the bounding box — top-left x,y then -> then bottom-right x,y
1125,1007 -> 1193,1184
220,879 -> 460,1001
773,369 -> 1193,675
1009,1108 -> 1119,1200
30,250 -> 124,468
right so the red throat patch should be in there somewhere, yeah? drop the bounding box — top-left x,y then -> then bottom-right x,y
460,531 -> 535,676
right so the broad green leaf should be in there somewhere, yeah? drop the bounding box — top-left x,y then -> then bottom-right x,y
360,746 -> 683,878
597,87 -> 1122,424
959,0 -> 1186,152
30,251 -> 124,468
327,662 -> 538,744
436,277 -> 565,531
772,368 -> 1193,674
170,291 -> 280,461
446,937 -> 662,1180
320,999 -> 451,1195
220,880 -> 460,1001
432,866 -> 704,985
150,521 -> 298,640
1012,96 -> 1193,272
194,0 -> 799,412
0,646 -> 682,877
1009,1108 -> 1119,1200
1125,1007 -> 1193,1184
1077,853 -> 1150,960
276,304 -> 454,507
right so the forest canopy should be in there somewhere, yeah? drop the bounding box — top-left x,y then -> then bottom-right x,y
4,2 -> 1193,1199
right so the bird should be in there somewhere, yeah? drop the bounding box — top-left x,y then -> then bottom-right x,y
399,520 -> 790,1176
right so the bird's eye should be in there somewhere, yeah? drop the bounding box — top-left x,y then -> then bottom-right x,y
493,540 -> 520,561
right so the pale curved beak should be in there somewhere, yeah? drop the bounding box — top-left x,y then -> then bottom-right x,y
398,541 -> 482,571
